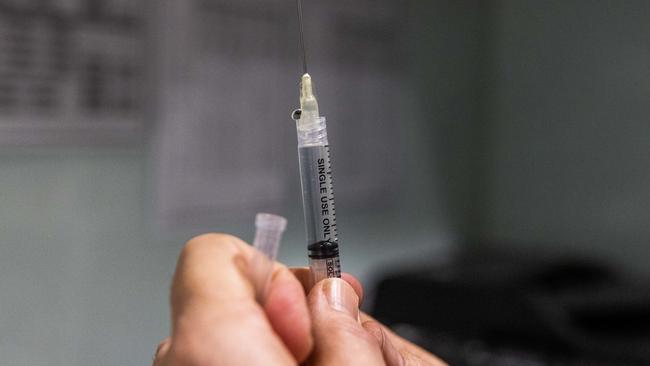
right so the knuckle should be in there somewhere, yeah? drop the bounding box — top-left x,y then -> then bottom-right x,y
362,320 -> 385,345
402,351 -> 426,366
325,316 -> 378,346
182,233 -> 243,257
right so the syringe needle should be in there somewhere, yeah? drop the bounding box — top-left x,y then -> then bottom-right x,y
296,0 -> 308,74
293,0 -> 341,285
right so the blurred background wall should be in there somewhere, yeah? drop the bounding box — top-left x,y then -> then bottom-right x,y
474,0 -> 650,273
0,0 -> 647,365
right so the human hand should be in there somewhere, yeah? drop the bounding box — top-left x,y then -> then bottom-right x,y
153,233 -> 447,365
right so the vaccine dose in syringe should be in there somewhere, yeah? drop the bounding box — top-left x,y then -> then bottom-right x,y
294,73 -> 341,284
299,143 -> 340,280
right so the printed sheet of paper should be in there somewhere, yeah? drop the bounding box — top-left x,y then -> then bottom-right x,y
0,0 -> 143,145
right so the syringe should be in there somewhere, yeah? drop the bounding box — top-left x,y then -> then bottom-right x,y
293,73 -> 341,284
292,0 -> 341,284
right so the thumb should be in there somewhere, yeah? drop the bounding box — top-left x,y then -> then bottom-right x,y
307,278 -> 385,366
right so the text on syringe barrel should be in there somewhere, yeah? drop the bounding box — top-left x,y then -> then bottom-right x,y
298,144 -> 341,278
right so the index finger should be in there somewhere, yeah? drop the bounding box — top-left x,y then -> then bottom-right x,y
166,233 -> 312,364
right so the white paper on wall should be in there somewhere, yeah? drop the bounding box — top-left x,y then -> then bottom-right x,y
0,0 -> 144,145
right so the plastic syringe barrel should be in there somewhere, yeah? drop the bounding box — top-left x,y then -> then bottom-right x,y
296,115 -> 341,284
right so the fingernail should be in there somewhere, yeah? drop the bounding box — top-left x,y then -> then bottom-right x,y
153,338 -> 170,362
321,278 -> 359,319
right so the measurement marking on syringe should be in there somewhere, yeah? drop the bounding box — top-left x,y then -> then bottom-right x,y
295,71 -> 341,280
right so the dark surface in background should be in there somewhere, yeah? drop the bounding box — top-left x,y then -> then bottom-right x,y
371,250 -> 650,365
